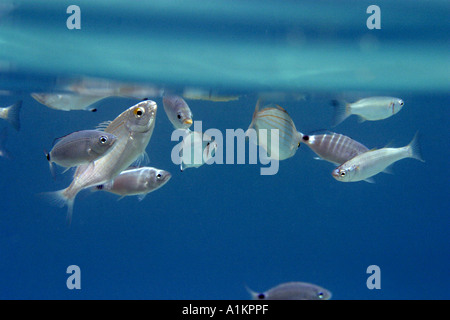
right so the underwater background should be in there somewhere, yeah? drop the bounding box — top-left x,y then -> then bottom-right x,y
0,0 -> 449,299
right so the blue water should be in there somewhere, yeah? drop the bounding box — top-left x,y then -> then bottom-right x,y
0,0 -> 449,300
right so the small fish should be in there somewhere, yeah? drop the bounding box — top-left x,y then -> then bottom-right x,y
45,130 -> 117,178
163,95 -> 193,129
182,88 -> 240,102
0,127 -> 12,159
332,132 -> 424,183
94,167 -> 171,200
31,93 -> 107,112
0,100 -> 22,131
332,96 -> 404,126
300,132 -> 369,165
246,100 -> 302,161
246,282 -> 332,300
179,130 -> 217,171
41,100 -> 157,224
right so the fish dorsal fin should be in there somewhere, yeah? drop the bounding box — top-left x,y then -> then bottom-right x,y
96,120 -> 112,131
274,104 -> 288,114
247,99 -> 262,130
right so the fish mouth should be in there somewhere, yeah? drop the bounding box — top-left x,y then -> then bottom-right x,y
183,119 -> 193,125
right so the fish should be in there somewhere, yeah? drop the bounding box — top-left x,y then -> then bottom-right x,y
31,93 -> 107,112
300,131 -> 369,165
42,100 -> 157,223
246,282 -> 332,300
45,130 -> 117,179
0,127 -> 12,159
0,100 -> 22,131
93,167 -> 172,200
162,95 -> 193,129
246,100 -> 302,161
331,96 -> 404,126
182,88 -> 240,102
178,130 -> 218,171
332,132 -> 424,183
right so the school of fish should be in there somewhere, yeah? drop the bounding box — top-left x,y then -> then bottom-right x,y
0,85 -> 424,300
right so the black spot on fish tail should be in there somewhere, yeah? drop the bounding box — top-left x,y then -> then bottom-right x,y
330,99 -> 340,107
302,135 -> 310,141
96,185 -> 103,190
90,108 -> 97,112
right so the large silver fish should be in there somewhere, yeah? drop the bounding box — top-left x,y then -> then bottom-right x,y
332,96 -> 404,126
0,100 -> 21,131
93,166 -> 172,200
44,100 -> 157,223
246,282 -> 332,300
246,100 -> 302,161
332,132 -> 424,183
300,132 -> 369,165
162,95 -> 193,129
46,130 -> 117,178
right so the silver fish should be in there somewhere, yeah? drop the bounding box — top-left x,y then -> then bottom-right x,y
94,167 -> 172,200
247,282 -> 332,300
43,100 -> 157,223
0,100 -> 21,131
45,130 -> 117,179
178,130 -> 217,171
332,96 -> 404,126
246,100 -> 302,161
163,95 -> 193,129
0,127 -> 12,159
332,132 -> 424,183
31,93 -> 106,112
300,132 -> 369,165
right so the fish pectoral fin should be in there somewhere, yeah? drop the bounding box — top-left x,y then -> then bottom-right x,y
382,164 -> 395,175
61,167 -> 73,174
137,194 -> 147,201
116,195 -> 125,201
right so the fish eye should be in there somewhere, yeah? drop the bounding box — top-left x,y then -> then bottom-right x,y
399,100 -> 404,106
318,292 -> 324,299
99,136 -> 108,144
340,171 -> 346,176
134,107 -> 145,118
177,113 -> 182,119
257,293 -> 265,299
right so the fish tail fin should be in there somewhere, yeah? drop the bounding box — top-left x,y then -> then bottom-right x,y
244,283 -> 259,300
0,127 -> 12,159
406,131 -> 425,162
331,99 -> 350,127
37,188 -> 76,225
6,100 -> 22,131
